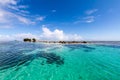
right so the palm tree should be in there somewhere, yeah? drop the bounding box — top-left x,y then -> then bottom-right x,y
32,38 -> 36,42
23,38 -> 31,42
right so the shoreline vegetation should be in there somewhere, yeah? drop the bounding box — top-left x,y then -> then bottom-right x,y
23,38 -> 88,44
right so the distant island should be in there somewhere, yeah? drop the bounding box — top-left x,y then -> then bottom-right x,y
23,38 -> 88,44
23,38 -> 36,42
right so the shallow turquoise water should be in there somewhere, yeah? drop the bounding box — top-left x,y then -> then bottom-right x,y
0,41 -> 120,80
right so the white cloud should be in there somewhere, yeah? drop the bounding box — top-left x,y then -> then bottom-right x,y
13,33 -> 39,40
0,0 -> 35,25
0,35 -> 12,41
36,16 -> 46,21
0,9 -> 9,23
18,5 -> 28,9
83,16 -> 95,23
86,9 -> 98,15
0,0 -> 49,28
0,0 -> 17,5
0,25 -> 13,29
0,9 -> 34,24
0,26 -> 83,41
0,33 -> 39,41
17,15 -> 35,24
41,26 -> 65,40
40,25 -> 82,41
74,9 -> 98,24
7,5 -> 29,13
74,16 -> 95,24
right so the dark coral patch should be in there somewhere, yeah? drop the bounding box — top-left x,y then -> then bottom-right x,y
37,52 -> 64,65
65,44 -> 95,51
0,50 -> 64,70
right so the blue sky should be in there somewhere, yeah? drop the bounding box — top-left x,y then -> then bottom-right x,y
0,0 -> 120,41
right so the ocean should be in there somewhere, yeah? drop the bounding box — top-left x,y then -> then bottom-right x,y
0,41 -> 120,80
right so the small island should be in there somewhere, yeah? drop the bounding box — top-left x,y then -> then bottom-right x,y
23,38 -> 88,44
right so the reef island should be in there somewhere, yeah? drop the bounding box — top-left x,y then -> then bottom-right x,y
23,38 -> 88,44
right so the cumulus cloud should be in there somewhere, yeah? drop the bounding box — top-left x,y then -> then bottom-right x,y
40,26 -> 65,40
0,33 -> 38,41
0,26 -> 82,41
40,25 -> 82,41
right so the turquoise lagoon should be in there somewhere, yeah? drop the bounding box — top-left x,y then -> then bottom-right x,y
0,41 -> 120,80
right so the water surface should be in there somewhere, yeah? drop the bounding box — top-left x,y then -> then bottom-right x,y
0,41 -> 120,80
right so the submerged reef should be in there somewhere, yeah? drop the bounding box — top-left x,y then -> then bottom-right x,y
0,50 -> 64,70
65,44 -> 95,52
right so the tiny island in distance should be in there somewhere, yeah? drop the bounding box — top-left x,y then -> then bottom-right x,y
23,38 -> 88,44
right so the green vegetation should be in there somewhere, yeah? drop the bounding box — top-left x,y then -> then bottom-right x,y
32,38 -> 36,42
23,38 -> 36,42
23,38 -> 88,44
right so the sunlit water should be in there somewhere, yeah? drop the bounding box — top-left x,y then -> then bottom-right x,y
0,41 -> 120,80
